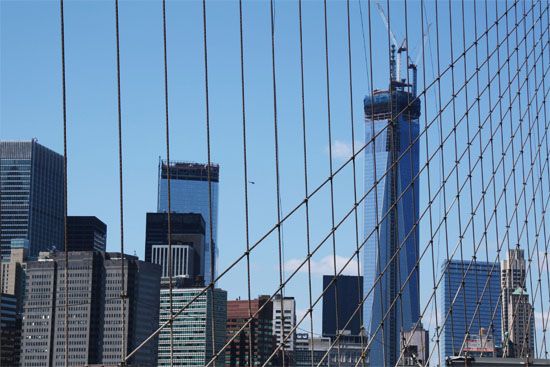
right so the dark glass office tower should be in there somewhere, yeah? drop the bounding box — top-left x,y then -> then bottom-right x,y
363,52 -> 421,365
322,275 -> 364,338
0,140 -> 64,259
442,259 -> 502,358
67,216 -> 107,252
157,161 -> 219,285
145,212 -> 206,282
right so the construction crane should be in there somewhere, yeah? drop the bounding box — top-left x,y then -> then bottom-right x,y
375,2 -> 431,96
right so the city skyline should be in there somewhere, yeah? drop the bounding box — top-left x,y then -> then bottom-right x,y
2,0 -> 550,364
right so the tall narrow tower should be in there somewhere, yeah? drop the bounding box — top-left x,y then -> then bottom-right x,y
363,47 -> 421,366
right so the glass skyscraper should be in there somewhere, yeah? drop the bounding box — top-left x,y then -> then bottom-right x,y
0,140 -> 64,259
442,259 -> 502,358
157,160 -> 219,285
363,74 -> 421,365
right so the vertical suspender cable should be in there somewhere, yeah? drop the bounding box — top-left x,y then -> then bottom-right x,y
321,1 -> 342,364
269,0 -> 286,364
237,1 -> 254,365
345,0 -> 367,365
59,0 -> 69,365
160,1 -> 174,364
297,1 -> 316,366
114,0 -> 127,362
201,0 -> 217,362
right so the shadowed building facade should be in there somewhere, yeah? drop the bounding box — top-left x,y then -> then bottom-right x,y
66,216 -> 107,252
322,275 -> 364,339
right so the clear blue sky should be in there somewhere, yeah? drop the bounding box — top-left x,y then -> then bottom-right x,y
2,0 -> 548,357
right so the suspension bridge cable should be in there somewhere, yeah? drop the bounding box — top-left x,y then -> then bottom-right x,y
228,5 -> 547,362
122,3 -> 550,364
160,0 -> 174,364
58,0 -> 69,365
364,10 -> 548,364
114,0 -> 127,362
345,0 -> 367,364
535,0 -> 550,357
321,0 -> 342,364
268,0 -> 287,365
236,0 -> 254,365
297,0 -> 316,365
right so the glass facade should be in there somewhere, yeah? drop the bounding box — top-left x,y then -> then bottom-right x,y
363,89 -> 421,366
0,140 -> 64,259
441,259 -> 502,358
157,161 -> 219,285
157,287 -> 227,366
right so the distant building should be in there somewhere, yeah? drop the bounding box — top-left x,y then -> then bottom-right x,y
66,216 -> 107,252
505,287 -> 535,358
157,160 -> 219,285
501,248 -> 534,357
157,287 -> 227,366
322,275 -> 363,338
1,293 -> 21,366
0,140 -> 64,259
145,212 -> 205,280
226,295 -> 275,366
294,333 -> 364,366
272,295 -> 296,351
462,327 -> 497,357
442,259 -> 502,358
19,251 -> 161,367
398,324 -> 429,366
1,239 -> 28,313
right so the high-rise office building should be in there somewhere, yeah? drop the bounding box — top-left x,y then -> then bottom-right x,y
0,140 -> 64,259
157,287 -> 227,366
363,51 -> 421,365
66,216 -> 107,252
157,161 -> 219,285
19,251 -> 161,367
322,275 -> 363,339
441,259 -> 502,358
226,295 -> 275,366
272,295 -> 296,351
145,212 -> 205,280
501,248 -> 534,357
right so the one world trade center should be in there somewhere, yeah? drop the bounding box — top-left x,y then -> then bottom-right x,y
363,47 -> 421,366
